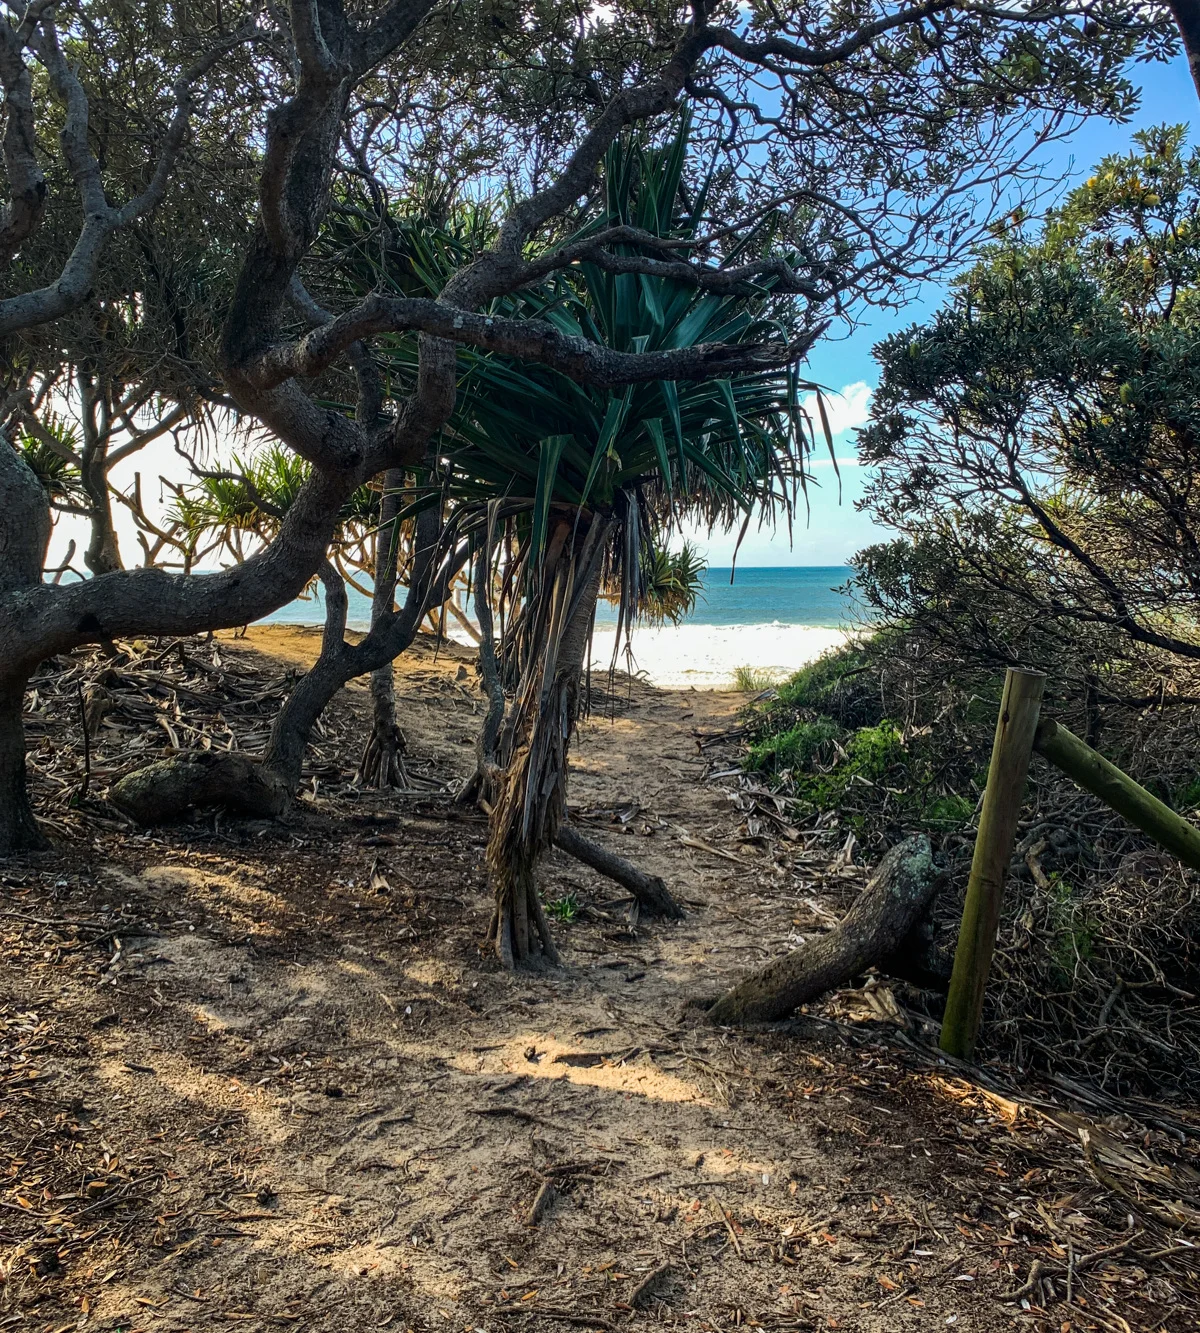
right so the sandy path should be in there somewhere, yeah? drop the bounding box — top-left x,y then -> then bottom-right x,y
1,629 -> 1182,1333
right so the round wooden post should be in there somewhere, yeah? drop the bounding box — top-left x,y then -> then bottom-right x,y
941,668 -> 1046,1061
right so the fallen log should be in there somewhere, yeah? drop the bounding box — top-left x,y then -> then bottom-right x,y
707,834 -> 942,1024
553,823 -> 684,919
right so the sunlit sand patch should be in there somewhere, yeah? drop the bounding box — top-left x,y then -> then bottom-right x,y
94,1050 -> 292,1146
141,862 -> 291,934
400,958 -> 464,988
448,1035 -> 708,1105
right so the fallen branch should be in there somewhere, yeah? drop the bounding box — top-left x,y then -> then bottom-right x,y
707,836 -> 942,1024
526,1179 -> 556,1226
554,823 -> 683,919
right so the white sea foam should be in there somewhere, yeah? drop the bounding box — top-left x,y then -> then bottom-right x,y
586,621 -> 850,690
440,620 -> 848,689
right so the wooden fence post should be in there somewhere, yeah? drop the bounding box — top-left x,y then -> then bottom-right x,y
941,668 -> 1046,1061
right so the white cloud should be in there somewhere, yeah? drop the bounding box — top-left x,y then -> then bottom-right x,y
801,379 -> 873,441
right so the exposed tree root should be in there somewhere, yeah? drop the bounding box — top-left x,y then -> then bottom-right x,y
0,793 -> 47,855
109,751 -> 287,824
0,687 -> 47,854
707,835 -> 942,1024
358,719 -> 409,787
487,861 -> 561,968
553,823 -> 683,919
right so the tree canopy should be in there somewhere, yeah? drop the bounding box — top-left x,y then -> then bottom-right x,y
857,126 -> 1200,679
0,0 -> 1184,855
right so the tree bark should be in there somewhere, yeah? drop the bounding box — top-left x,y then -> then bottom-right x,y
0,434 -> 51,853
1168,1 -> 1200,103
706,835 -> 941,1024
359,470 -> 407,787
486,513 -> 614,966
0,684 -> 47,852
79,372 -> 122,576
457,533 -> 506,808
553,823 -> 683,919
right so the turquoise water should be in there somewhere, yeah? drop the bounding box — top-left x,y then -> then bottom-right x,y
257,565 -> 858,632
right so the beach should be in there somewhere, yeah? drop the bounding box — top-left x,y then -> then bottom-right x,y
592,622 -> 850,688
258,565 -> 860,690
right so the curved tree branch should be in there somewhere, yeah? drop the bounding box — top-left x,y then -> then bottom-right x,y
246,294 -> 822,392
0,14 -> 258,336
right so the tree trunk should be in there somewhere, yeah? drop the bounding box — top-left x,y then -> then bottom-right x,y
485,514 -> 613,967
0,433 -> 52,853
706,835 -> 941,1024
109,562 -> 356,824
80,449 -> 121,576
359,471 -> 408,787
79,373 -> 122,576
1168,1 -> 1200,102
0,685 -> 47,853
458,535 -> 505,808
553,823 -> 683,919
106,508 -> 462,826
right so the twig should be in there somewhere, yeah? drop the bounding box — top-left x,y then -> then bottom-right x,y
630,1263 -> 673,1308
493,1309 -> 614,1330
711,1197 -> 747,1261
1001,1258 -> 1044,1301
76,681 -> 90,799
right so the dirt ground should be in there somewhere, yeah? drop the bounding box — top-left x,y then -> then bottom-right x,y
2,628 -> 1197,1333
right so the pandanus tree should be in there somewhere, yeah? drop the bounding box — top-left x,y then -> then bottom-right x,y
168,444 -> 383,584
413,120 -> 830,965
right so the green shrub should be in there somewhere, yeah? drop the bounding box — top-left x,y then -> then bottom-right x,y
746,717 -> 843,776
771,640 -> 885,728
733,664 -> 787,692
923,793 -> 975,829
547,893 -> 579,923
843,720 -> 904,779
1044,876 -> 1099,984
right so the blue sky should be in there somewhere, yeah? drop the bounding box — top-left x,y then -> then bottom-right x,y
688,48 -> 1198,569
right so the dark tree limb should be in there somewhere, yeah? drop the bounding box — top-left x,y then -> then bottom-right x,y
1167,1 -> 1200,101
554,823 -> 683,920
707,835 -> 942,1024
246,293 -> 818,392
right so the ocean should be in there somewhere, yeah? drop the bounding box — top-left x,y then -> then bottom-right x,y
258,566 -> 860,689
260,565 -> 856,631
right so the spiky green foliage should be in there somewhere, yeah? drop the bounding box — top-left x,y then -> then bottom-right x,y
168,444 -> 379,565
363,113 -> 828,643
18,418 -> 83,504
630,541 -> 707,627
732,664 -> 787,692
447,121 -> 822,536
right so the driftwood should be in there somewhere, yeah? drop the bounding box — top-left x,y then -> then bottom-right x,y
110,751 -> 286,823
553,823 -> 684,919
707,835 -> 941,1024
